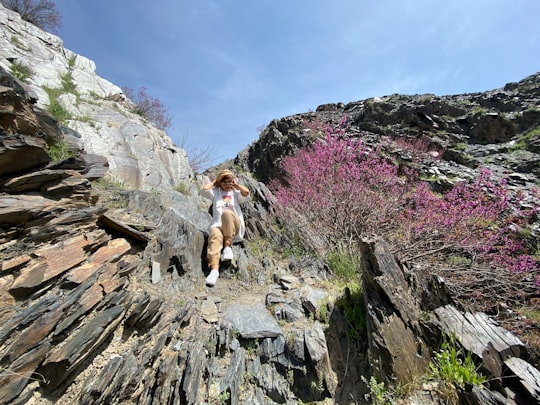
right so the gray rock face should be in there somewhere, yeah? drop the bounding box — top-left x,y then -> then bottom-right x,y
0,3 -> 192,192
221,303 -> 283,338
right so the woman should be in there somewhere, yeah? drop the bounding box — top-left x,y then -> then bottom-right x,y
201,169 -> 250,286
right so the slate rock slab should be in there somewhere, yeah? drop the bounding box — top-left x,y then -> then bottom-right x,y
221,303 -> 282,339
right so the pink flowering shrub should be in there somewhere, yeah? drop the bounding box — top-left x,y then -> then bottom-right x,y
271,117 -> 539,284
122,86 -> 172,131
406,169 -> 537,274
393,135 -> 444,159
272,116 -> 414,246
302,117 -> 329,133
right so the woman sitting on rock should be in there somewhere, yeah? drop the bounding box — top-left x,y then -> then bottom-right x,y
201,169 -> 250,286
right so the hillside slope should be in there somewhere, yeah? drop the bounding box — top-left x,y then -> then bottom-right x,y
1,3 -> 540,404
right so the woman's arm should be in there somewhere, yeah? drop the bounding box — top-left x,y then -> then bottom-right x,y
202,181 -> 215,191
233,180 -> 250,197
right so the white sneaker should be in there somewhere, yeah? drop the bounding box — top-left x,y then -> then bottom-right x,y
205,269 -> 219,287
221,246 -> 234,261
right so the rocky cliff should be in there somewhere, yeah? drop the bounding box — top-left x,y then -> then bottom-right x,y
235,72 -> 540,191
0,3 -> 191,192
1,3 -> 540,405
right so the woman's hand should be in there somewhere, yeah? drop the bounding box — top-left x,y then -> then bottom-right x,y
233,180 -> 250,196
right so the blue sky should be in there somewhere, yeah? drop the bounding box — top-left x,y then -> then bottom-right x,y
53,0 -> 540,165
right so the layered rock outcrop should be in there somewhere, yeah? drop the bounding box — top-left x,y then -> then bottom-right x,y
0,3 -> 191,191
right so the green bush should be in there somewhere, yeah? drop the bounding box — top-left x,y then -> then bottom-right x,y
43,86 -> 71,124
510,125 -> 540,151
9,60 -> 33,82
48,98 -> 71,124
61,71 -> 78,95
327,250 -> 358,280
428,336 -> 486,399
174,183 -> 190,196
47,140 -> 74,162
362,376 -> 392,405
335,281 -> 366,342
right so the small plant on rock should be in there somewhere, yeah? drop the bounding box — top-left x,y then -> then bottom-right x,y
47,139 -> 74,161
174,182 -> 190,196
428,336 -> 486,402
122,86 -> 172,131
43,86 -> 71,124
335,281 -> 366,342
1,0 -> 62,33
361,375 -> 392,405
327,249 -> 358,280
10,34 -> 31,51
9,60 -> 33,82
60,71 -> 77,95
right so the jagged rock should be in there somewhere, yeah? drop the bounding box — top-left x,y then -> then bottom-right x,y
66,238 -> 132,284
273,295 -> 305,322
469,112 -> 515,143
234,74 -> 540,198
0,85 -> 39,135
0,343 -> 50,404
277,274 -> 301,290
201,298 -> 219,323
97,214 -> 151,242
39,303 -> 125,390
8,231 -> 106,297
80,153 -> 108,179
305,321 -> 338,396
221,303 -> 283,339
0,135 -> 50,177
434,305 -> 526,375
300,285 -> 328,317
434,305 -> 540,402
504,357 -> 540,401
3,168 -> 87,194
360,237 -> 432,384
150,207 -> 206,282
360,236 -> 540,404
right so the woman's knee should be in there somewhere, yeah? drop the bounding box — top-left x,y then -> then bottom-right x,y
221,210 -> 235,221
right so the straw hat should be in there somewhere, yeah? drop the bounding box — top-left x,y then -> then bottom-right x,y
215,169 -> 234,185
